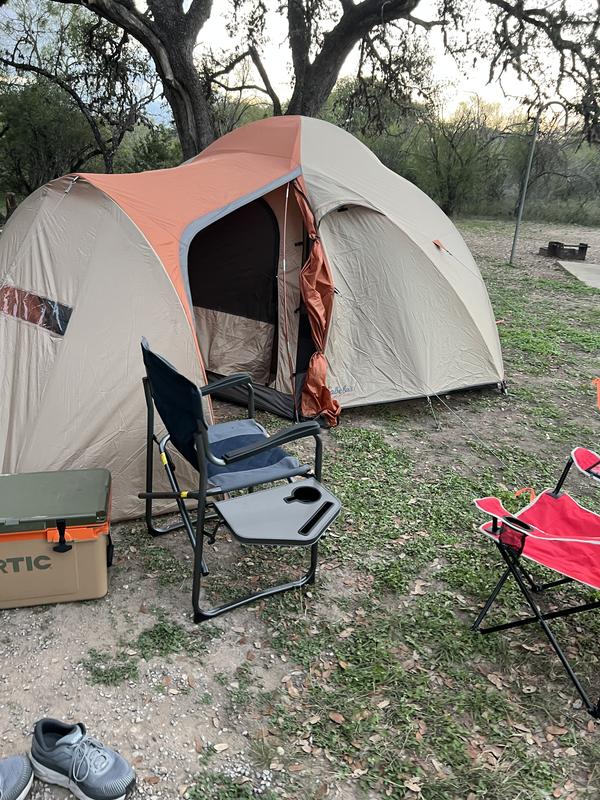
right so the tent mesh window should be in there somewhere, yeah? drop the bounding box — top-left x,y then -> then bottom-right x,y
0,285 -> 72,335
188,199 -> 280,325
188,198 -> 281,386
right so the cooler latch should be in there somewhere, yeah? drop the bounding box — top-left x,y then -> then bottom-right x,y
53,519 -> 73,553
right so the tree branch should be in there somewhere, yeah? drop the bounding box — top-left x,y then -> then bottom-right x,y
50,0 -> 169,76
406,14 -> 446,30
207,49 -> 251,80
0,55 -> 109,165
249,45 -> 282,115
185,0 -> 213,35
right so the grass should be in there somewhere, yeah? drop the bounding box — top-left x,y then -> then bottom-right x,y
82,616 -> 220,685
187,772 -> 279,799
238,225 -> 600,798
105,219 -> 600,797
81,648 -> 139,685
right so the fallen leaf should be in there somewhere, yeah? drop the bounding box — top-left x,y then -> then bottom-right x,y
194,738 -> 203,754
377,699 -> 391,709
546,725 -> 568,736
430,757 -> 445,777
486,673 -> 504,689
404,777 -> 422,793
329,712 -> 345,724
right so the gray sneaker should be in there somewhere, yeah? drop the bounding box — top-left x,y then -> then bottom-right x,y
0,755 -> 33,800
30,719 -> 135,800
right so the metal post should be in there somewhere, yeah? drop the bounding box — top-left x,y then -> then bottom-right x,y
509,101 -> 568,266
509,112 -> 541,266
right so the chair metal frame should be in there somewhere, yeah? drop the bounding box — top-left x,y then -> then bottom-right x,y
140,369 -> 325,623
472,454 -> 600,718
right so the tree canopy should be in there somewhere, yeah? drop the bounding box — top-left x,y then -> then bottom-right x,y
29,0 -> 599,158
0,79 -> 100,196
0,0 -> 158,170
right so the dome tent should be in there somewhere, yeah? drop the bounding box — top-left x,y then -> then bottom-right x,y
0,115 -> 503,518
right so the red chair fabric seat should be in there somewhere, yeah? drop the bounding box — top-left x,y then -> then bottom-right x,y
473,446 -> 600,719
477,490 -> 600,590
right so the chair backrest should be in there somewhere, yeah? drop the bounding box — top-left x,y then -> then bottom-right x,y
141,339 -> 206,470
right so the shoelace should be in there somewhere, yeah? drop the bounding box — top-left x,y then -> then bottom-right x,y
70,737 -> 110,783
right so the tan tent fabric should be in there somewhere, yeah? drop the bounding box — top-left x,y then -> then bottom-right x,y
0,178 -> 204,518
0,116 -> 503,519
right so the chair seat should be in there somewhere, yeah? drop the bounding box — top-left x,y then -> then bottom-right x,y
479,490 -> 600,590
206,418 -> 310,492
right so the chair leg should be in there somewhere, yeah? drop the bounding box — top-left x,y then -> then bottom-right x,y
472,565 -> 511,631
193,541 -> 320,623
475,543 -> 600,718
144,377 -> 192,538
144,430 -> 210,574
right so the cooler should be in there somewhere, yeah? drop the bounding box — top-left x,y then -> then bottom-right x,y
0,469 -> 112,609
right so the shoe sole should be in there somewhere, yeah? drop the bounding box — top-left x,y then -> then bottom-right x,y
13,770 -> 33,800
29,755 -> 132,800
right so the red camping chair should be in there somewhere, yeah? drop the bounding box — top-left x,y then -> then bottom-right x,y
473,447 -> 600,718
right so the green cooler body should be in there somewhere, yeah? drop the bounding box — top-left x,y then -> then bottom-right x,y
0,469 -> 112,609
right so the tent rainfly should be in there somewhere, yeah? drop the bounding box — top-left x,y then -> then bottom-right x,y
0,115 -> 504,518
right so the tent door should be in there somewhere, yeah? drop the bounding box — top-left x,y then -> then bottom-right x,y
188,198 -> 280,386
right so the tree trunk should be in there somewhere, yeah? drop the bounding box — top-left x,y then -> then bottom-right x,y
6,192 -> 17,219
52,1 -> 216,159
155,44 -> 215,158
286,0 -> 418,117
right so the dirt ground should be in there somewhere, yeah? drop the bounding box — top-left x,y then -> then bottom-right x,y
1,218 -> 599,800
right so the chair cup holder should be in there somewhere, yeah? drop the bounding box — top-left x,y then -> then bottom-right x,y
284,485 -> 322,504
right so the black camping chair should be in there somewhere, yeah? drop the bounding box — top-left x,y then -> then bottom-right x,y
139,339 -> 329,622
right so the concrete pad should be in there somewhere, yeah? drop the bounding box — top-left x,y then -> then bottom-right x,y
557,260 -> 600,289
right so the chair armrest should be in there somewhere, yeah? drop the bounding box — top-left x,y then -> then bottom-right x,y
201,372 -> 255,418
223,420 -> 321,464
474,497 -> 536,534
200,373 -> 253,396
572,447 -> 600,480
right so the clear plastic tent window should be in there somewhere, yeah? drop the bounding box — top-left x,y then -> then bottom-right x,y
0,285 -> 72,335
